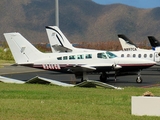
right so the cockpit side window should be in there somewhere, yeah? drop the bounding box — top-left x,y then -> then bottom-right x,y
57,57 -> 62,60
97,52 -> 107,59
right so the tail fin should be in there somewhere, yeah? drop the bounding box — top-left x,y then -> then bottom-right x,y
46,26 -> 73,52
148,36 -> 160,47
118,34 -> 137,51
3,32 -> 43,64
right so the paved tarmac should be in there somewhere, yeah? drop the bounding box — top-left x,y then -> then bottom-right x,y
0,65 -> 160,88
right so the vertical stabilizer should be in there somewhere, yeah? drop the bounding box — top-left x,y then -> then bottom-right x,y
4,32 -> 43,64
148,36 -> 160,47
46,26 -> 73,52
118,34 -> 137,51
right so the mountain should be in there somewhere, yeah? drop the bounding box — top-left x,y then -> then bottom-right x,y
1,0 -> 160,44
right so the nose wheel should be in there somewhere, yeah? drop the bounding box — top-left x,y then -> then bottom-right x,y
136,77 -> 142,83
136,70 -> 142,83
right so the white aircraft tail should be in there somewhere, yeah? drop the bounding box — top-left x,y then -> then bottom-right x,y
3,32 -> 44,64
46,26 -> 74,52
118,34 -> 137,51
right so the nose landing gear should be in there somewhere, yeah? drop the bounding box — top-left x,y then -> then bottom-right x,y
136,70 -> 142,83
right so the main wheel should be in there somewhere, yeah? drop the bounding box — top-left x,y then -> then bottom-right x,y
136,77 -> 142,83
100,74 -> 107,82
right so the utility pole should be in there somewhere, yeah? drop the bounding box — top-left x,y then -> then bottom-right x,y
55,0 -> 59,27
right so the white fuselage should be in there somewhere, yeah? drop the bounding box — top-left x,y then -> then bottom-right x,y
112,50 -> 160,65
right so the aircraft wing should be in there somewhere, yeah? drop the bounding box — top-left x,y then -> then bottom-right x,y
66,63 -> 121,73
67,64 -> 96,72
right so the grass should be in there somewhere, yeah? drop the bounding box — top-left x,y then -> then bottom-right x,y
0,83 -> 159,120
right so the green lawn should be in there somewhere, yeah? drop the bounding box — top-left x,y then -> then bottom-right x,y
0,83 -> 159,120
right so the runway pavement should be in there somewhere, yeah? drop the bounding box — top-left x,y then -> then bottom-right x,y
0,65 -> 160,87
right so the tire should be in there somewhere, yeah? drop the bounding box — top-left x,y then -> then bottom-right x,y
136,77 -> 142,83
100,74 -> 106,82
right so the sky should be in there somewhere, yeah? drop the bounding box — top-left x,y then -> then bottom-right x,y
92,0 -> 160,9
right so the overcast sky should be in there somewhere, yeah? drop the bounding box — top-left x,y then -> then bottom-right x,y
92,0 -> 160,8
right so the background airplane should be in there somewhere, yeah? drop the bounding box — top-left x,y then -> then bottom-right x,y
116,35 -> 160,66
148,36 -> 160,51
118,34 -> 151,51
45,26 -> 96,53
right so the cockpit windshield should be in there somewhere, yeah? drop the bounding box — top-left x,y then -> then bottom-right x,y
106,51 -> 117,58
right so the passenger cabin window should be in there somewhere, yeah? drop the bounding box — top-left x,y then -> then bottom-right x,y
85,54 -> 92,59
106,51 -> 117,58
63,56 -> 68,60
150,54 -> 153,58
97,52 -> 107,59
77,55 -> 84,59
133,54 -> 136,57
127,54 -> 130,57
144,54 -> 147,58
69,55 -> 76,60
138,54 -> 141,58
121,54 -> 124,57
57,57 -> 62,60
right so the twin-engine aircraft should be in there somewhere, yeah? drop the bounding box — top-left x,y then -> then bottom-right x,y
45,26 -> 156,83
4,32 -> 155,83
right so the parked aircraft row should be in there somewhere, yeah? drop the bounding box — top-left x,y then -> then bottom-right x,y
3,26 -> 158,84
117,34 -> 160,65
46,26 -> 160,66
119,34 -> 160,51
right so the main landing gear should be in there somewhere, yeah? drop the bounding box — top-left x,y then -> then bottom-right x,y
100,72 -> 107,82
99,70 -> 143,83
99,72 -> 117,82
